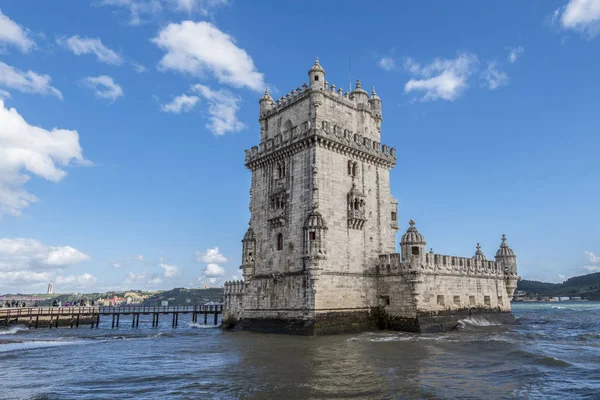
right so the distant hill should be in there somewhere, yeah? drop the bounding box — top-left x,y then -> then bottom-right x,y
142,287 -> 223,306
517,272 -> 600,300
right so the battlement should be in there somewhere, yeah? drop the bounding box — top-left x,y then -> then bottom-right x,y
377,252 -> 515,278
223,280 -> 245,295
245,120 -> 396,168
260,82 -> 381,120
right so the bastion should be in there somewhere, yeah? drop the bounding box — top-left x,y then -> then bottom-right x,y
223,58 -> 519,335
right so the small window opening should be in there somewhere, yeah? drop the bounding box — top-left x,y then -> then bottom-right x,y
391,211 -> 397,221
354,199 -> 359,210
484,296 -> 491,306
453,296 -> 461,306
437,295 -> 445,306
351,162 -> 357,177
347,160 -> 352,175
309,231 -> 316,241
469,296 -> 476,306
276,234 -> 283,251
411,246 -> 420,256
314,75 -> 319,81
378,295 -> 390,306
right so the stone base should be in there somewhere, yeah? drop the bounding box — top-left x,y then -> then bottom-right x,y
223,308 -> 518,335
223,310 -> 376,336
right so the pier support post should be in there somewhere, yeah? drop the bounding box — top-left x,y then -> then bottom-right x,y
112,314 -> 115,329
204,310 -> 208,324
155,314 -> 159,327
214,310 -> 218,325
132,314 -> 135,328
55,316 -> 59,328
76,315 -> 80,327
35,315 -> 39,329
96,314 -> 100,328
136,314 -> 140,328
91,315 -> 94,329
116,314 -> 120,328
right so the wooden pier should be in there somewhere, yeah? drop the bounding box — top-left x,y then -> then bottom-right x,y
0,305 -> 222,329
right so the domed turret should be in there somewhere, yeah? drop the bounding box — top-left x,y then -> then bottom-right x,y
369,86 -> 382,118
495,234 -> 515,258
308,57 -> 325,90
472,243 -> 487,261
241,225 -> 256,280
259,88 -> 274,117
401,220 -> 426,245
352,80 -> 369,104
400,220 -> 427,262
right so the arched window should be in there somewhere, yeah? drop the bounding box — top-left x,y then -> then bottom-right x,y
351,162 -> 357,177
309,231 -> 316,241
347,160 -> 352,175
354,199 -> 359,210
277,162 -> 285,178
276,234 -> 284,251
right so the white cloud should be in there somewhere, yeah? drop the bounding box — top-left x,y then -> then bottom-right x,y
207,277 -> 217,284
55,273 -> 97,288
555,0 -> 600,37
507,46 -> 524,63
169,0 -> 228,14
378,57 -> 395,71
160,263 -> 179,277
203,263 -> 225,277
196,247 -> 228,263
161,94 -> 199,113
124,270 -> 162,285
558,273 -> 567,281
111,262 -> 122,268
0,89 -> 9,99
0,238 -> 91,292
0,9 -> 35,53
0,99 -> 88,216
0,61 -> 62,99
585,250 -> 600,263
57,35 -> 123,65
584,265 -> 600,272
131,62 -> 146,73
83,75 -> 124,101
403,53 -> 479,101
191,84 -> 244,135
132,254 -> 144,262
97,0 -> 228,25
97,0 -> 162,25
152,21 -> 265,92
481,61 -> 508,90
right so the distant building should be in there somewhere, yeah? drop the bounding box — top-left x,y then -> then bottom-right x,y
47,281 -> 53,294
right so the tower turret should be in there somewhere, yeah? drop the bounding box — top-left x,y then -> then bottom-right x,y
259,88 -> 274,117
400,220 -> 426,264
472,243 -> 487,261
240,224 -> 256,281
495,234 -> 518,299
308,57 -> 325,90
369,86 -> 382,119
351,80 -> 369,104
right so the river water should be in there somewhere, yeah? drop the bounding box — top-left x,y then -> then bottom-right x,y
1,302 -> 599,400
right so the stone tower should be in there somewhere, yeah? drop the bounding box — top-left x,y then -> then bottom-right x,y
226,58 -> 398,334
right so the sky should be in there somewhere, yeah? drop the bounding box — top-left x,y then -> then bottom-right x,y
0,0 -> 599,294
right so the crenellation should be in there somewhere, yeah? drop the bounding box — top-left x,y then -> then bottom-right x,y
225,58 -> 518,335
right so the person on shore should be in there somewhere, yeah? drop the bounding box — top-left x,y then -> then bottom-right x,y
4,301 -> 9,308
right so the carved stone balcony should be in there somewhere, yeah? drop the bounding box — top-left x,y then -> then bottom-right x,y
348,209 -> 366,230
268,208 -> 286,227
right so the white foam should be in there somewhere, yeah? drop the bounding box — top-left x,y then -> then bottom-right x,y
0,325 -> 29,335
0,340 -> 79,353
458,317 -> 501,327
188,322 -> 219,329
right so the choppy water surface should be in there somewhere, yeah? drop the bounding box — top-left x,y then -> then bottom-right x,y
1,302 -> 599,400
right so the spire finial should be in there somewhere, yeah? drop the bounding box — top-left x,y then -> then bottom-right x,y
409,219 -> 415,227
356,79 -> 361,89
315,56 -> 320,65
372,86 -> 377,95
476,243 -> 481,251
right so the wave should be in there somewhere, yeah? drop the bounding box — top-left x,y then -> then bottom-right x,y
0,325 -> 29,335
188,322 -> 220,329
457,317 -> 502,328
0,340 -> 82,354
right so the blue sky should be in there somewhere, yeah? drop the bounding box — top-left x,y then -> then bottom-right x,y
1,0 -> 599,294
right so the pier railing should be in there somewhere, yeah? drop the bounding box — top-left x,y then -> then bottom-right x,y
0,304 -> 223,329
